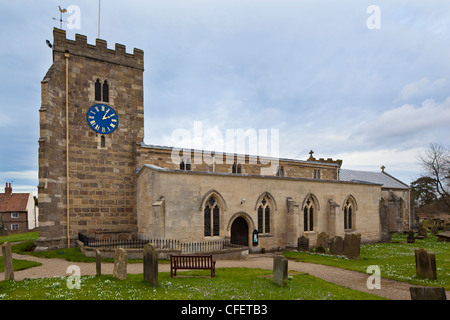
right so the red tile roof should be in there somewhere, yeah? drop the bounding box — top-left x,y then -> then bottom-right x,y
0,193 -> 30,212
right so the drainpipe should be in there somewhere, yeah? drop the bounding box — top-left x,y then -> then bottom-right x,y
65,51 -> 70,248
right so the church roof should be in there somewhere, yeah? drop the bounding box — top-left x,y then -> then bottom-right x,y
339,169 -> 409,189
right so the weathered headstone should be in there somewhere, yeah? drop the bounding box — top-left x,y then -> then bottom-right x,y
417,227 -> 427,239
273,255 -> 288,287
414,249 -> 437,280
343,233 -> 361,259
143,244 -> 158,286
410,287 -> 447,300
95,249 -> 102,276
2,242 -> 14,281
431,225 -> 439,235
297,236 -> 309,251
436,231 -> 450,242
444,222 -> 450,232
316,232 -> 329,252
407,230 -> 415,243
329,236 -> 344,255
113,248 -> 127,280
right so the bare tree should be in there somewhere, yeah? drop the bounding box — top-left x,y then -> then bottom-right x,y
419,143 -> 450,209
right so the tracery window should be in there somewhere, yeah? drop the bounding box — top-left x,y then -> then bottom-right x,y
257,197 -> 271,233
204,196 -> 220,236
303,198 -> 314,232
344,199 -> 355,230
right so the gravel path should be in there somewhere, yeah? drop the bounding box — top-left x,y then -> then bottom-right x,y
2,252 -> 449,300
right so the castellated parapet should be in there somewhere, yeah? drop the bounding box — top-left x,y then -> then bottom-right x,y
52,28 -> 144,70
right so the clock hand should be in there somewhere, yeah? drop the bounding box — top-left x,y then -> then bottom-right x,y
104,113 -> 116,120
102,108 -> 110,120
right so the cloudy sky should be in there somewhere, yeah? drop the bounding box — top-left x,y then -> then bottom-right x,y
1,0 -> 449,195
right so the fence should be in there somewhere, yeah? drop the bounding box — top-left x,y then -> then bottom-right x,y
78,233 -> 245,253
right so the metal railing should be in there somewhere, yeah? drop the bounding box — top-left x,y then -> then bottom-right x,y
78,233 -> 245,253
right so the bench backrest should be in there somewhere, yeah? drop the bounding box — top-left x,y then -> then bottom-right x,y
171,255 -> 214,268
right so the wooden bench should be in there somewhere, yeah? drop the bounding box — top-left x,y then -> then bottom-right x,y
170,254 -> 216,278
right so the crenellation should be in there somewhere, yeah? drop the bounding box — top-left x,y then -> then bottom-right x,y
51,28 -> 143,70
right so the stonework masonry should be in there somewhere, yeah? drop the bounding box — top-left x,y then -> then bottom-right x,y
36,28 -> 144,250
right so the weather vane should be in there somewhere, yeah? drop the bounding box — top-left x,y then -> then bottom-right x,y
53,6 -> 68,29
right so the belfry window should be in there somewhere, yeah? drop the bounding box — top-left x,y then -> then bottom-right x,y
103,80 -> 109,102
95,79 -> 102,101
303,198 -> 314,232
204,196 -> 220,236
257,197 -> 271,233
94,79 -> 110,102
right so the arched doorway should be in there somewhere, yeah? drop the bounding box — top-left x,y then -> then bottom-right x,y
231,217 -> 249,246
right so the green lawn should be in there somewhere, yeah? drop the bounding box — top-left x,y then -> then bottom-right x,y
284,232 -> 450,289
1,231 -> 448,300
0,268 -> 385,300
0,232 -> 42,272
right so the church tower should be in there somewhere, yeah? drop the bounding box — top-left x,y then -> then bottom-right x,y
36,28 -> 144,250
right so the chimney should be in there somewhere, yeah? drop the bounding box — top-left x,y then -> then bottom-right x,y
5,182 -> 12,196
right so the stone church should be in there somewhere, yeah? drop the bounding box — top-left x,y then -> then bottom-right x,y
35,28 -> 412,251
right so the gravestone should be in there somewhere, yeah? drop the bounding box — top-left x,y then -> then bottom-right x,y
96,249 -> 101,276
414,249 -> 437,280
417,227 -> 427,239
143,244 -> 158,286
329,236 -> 344,255
343,233 -> 361,259
297,236 -> 309,251
410,287 -> 447,300
273,255 -> 288,287
113,248 -> 127,280
406,230 -> 415,243
431,225 -> 439,235
2,242 -> 14,281
436,231 -> 450,242
316,232 -> 329,251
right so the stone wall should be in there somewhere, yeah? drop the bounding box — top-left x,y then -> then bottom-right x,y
136,144 -> 341,180
36,28 -> 144,250
136,165 -> 382,251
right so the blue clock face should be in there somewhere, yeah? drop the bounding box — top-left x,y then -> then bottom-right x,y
87,104 -> 119,134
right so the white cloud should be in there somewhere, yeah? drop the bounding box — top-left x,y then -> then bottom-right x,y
399,77 -> 449,100
352,97 -> 450,147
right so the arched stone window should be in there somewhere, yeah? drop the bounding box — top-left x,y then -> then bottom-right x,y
257,197 -> 271,233
343,195 -> 357,230
103,80 -> 109,102
302,194 -> 318,232
204,195 -> 220,236
95,79 -> 102,101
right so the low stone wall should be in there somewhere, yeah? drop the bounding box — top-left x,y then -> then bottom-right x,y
77,240 -> 248,260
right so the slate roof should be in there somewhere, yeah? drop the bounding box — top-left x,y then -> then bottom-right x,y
0,193 -> 30,212
339,169 -> 409,189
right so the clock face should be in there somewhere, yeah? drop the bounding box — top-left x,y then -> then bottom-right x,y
86,104 -> 119,134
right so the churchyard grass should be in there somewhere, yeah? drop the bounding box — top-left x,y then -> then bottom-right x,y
0,232 -> 42,272
0,267 -> 384,300
284,232 -> 450,289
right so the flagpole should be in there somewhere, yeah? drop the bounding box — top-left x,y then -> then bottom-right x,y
98,0 -> 101,38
